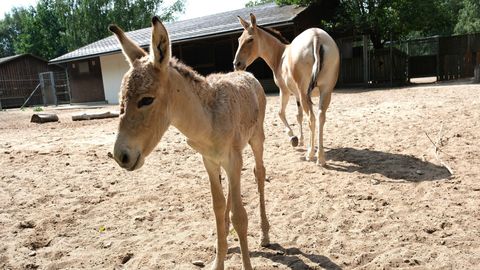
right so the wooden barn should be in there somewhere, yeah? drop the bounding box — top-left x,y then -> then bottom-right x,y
0,54 -> 67,109
49,2 -> 340,104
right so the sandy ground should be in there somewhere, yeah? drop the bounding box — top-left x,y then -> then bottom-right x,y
1,82 -> 479,270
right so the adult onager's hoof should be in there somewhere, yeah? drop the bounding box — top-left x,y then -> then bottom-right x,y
260,235 -> 270,247
316,159 -> 326,167
317,151 -> 326,167
290,136 -> 299,147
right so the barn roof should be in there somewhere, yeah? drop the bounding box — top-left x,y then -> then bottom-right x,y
0,54 -> 48,65
49,3 -> 306,64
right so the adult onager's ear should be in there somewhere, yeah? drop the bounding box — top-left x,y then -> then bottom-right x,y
150,16 -> 171,70
109,24 -> 146,66
238,16 -> 250,29
249,13 -> 257,27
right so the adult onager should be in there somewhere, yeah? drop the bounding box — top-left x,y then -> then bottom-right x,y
234,14 -> 340,166
110,17 -> 270,270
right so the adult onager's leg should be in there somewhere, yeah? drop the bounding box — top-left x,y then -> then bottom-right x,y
295,99 -> 304,146
249,131 -> 270,247
203,157 -> 227,270
298,89 -> 316,162
223,151 -> 252,270
317,88 -> 332,166
278,89 -> 298,147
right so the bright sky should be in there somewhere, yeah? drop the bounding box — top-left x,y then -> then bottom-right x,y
0,0 -> 38,19
0,0 -> 252,20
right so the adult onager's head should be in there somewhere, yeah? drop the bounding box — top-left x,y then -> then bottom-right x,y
110,17 -> 171,171
234,13 -> 340,166
233,13 -> 289,71
110,16 -> 270,270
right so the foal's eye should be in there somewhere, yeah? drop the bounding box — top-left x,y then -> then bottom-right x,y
137,97 -> 155,108
246,38 -> 254,43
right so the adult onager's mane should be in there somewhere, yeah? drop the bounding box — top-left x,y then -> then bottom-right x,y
258,25 -> 290,44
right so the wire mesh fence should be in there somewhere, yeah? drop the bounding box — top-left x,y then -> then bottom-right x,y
0,71 -> 70,109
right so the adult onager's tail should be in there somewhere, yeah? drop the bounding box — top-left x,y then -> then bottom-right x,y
307,37 -> 324,104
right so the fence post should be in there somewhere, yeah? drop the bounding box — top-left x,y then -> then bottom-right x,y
475,64 -> 480,83
436,36 -> 441,81
390,33 -> 393,86
363,35 -> 369,85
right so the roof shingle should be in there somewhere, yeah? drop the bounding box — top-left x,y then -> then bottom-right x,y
50,3 -> 305,64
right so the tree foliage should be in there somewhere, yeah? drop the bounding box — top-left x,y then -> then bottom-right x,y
246,0 -> 274,8
455,0 -> 480,34
0,0 -> 185,59
251,0 -> 470,49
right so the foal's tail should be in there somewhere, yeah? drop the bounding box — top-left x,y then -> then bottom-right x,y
307,38 -> 324,105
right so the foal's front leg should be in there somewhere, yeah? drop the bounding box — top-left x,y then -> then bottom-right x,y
203,157 -> 227,270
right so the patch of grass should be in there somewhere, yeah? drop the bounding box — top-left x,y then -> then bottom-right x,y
33,106 -> 43,112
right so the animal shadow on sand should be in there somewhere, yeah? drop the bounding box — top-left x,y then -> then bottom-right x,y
325,147 -> 451,181
229,243 -> 342,270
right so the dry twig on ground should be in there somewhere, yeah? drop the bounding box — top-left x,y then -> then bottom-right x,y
424,124 -> 454,175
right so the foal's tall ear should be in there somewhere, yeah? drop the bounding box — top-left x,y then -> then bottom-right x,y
238,16 -> 250,29
249,13 -> 257,28
150,16 -> 171,71
109,24 -> 146,66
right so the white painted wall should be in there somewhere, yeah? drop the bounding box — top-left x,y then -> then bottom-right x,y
100,53 -> 130,104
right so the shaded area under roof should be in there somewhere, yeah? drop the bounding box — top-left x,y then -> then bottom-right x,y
50,3 -> 306,64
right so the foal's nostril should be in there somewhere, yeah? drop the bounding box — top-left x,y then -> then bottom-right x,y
120,152 -> 130,165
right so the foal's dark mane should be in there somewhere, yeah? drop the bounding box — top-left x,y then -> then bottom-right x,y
257,25 -> 290,45
169,57 -> 205,83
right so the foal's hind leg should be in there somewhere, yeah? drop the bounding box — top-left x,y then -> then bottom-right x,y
249,132 -> 270,247
224,187 -> 231,237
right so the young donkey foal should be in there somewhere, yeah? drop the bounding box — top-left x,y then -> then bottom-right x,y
234,14 -> 340,166
110,17 -> 270,270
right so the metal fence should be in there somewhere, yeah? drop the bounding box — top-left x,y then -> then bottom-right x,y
0,71 -> 70,109
336,32 -> 480,86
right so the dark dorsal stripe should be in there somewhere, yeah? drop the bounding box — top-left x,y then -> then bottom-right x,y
257,25 -> 290,44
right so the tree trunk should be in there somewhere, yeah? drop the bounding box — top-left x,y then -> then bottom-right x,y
72,111 -> 119,121
31,114 -> 59,123
370,31 -> 384,50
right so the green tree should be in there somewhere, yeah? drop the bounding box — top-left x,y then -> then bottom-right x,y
0,0 -> 185,59
455,0 -> 480,34
0,15 -> 16,57
246,0 -> 274,8
268,0 -> 460,48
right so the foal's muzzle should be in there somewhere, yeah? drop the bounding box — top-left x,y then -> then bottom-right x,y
113,144 -> 143,171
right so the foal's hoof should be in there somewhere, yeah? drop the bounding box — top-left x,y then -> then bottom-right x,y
290,136 -> 299,147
